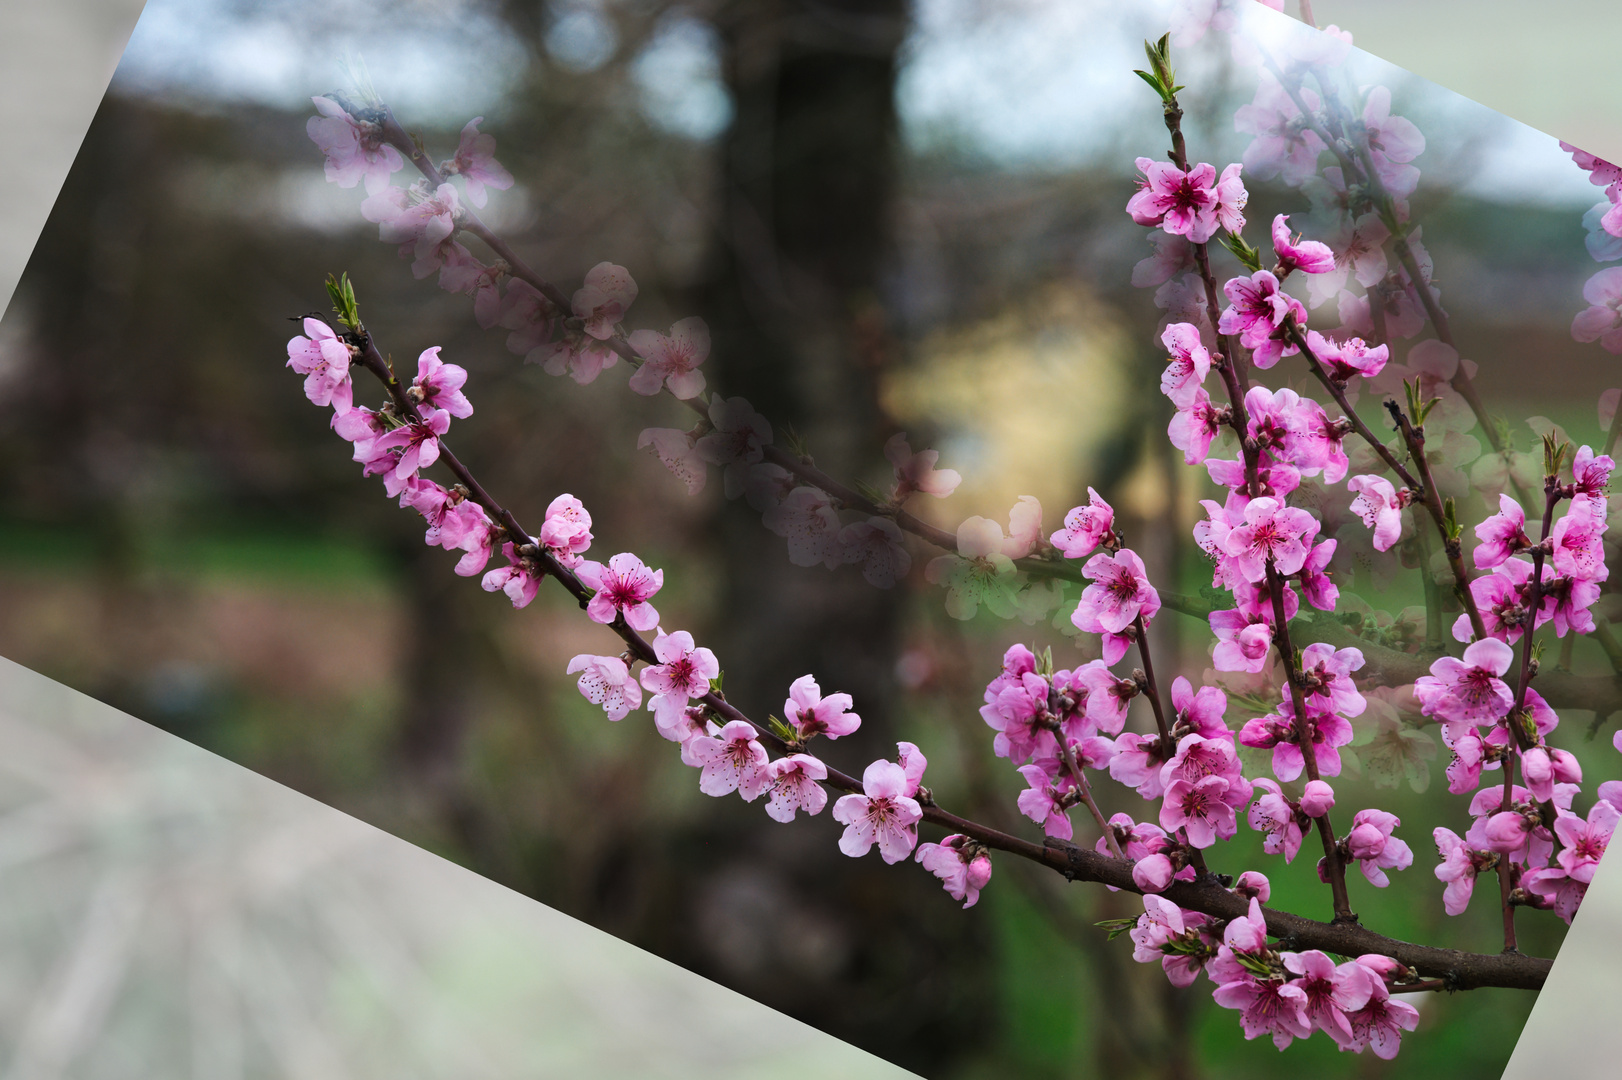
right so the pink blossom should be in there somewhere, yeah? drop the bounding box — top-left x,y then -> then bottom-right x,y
1271,214 -> 1335,276
1299,643 -> 1366,718
454,519 -> 502,577
885,433 -> 962,500
1016,764 -> 1074,840
537,494 -> 593,568
1210,609 -> 1274,674
1247,779 -> 1308,862
577,552 -> 663,631
529,325 -> 619,385
1214,163 -> 1248,235
1452,557 -> 1550,645
1170,676 -> 1230,738
434,243 -> 504,327
915,835 -> 994,909
1072,548 -> 1160,662
763,754 -> 828,822
410,346 -> 473,418
1126,159 -> 1224,243
1550,494 -> 1609,582
1159,322 -> 1212,408
1222,496 -> 1317,581
1347,475 -> 1407,551
627,317 -> 709,399
686,719 -> 772,800
640,630 -> 720,738
1233,870 -> 1271,902
1160,776 -> 1237,848
1346,809 -> 1413,887
1132,853 -> 1177,894
1217,270 -> 1306,369
572,262 -> 637,340
370,407 -> 451,482
1234,74 -> 1326,187
638,427 -> 708,495
1473,494 -> 1530,568
1433,826 -> 1493,915
307,96 -> 402,195
1414,638 -> 1515,728
446,117 -> 513,208
1572,444 -> 1615,500
1109,732 -> 1174,800
1298,538 -> 1338,610
832,759 -> 924,863
1050,488 -> 1117,558
1555,801 -> 1619,885
481,541 -> 545,608
695,396 -> 773,498
1341,978 -> 1420,1059
566,654 -> 643,721
286,318 -> 355,415
1282,950 -> 1374,1047
783,674 -> 861,741
1169,389 -> 1227,465
838,517 -> 911,588
400,479 -> 488,551
1129,894 -> 1216,987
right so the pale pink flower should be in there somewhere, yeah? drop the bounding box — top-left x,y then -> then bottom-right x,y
1210,610 -> 1274,674
1573,267 -> 1622,352
782,674 -> 861,741
1132,231 -> 1196,288
566,654 -> 643,721
577,552 -> 663,631
832,759 -> 924,863
1361,86 -> 1425,196
1433,826 -> 1491,915
1248,779 -> 1308,862
286,317 -> 354,414
763,754 -> 828,822
1572,444 -> 1615,501
640,630 -> 720,738
529,325 -> 618,385
1016,764 -> 1074,840
763,486 -> 843,568
885,433 -> 962,500
1214,163 -> 1248,235
435,242 -> 504,327
1550,494 -> 1609,582
1307,213 -> 1390,309
1347,474 -> 1407,551
400,478 -> 488,551
838,517 -> 911,588
627,317 -> 709,399
572,262 -> 637,340
926,517 -> 1020,620
1233,870 -> 1271,902
446,117 -> 513,208
363,182 -> 461,274
307,96 -> 403,195
1129,894 -> 1216,987
686,719 -> 772,800
499,279 -> 555,356
1555,801 -> 1619,884
915,835 -> 993,909
695,396 -> 773,498
638,427 -> 708,495
1169,389 -> 1226,465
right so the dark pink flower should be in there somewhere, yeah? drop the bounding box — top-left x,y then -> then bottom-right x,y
1169,389 -> 1226,465
1341,978 -> 1420,1059
577,552 -> 663,631
1414,638 -> 1515,727
1271,214 -> 1335,276
410,346 -> 473,418
1282,950 -> 1374,1047
1217,270 -> 1306,369
1346,809 -> 1413,887
1126,159 -> 1223,243
915,835 -> 993,909
1051,488 -> 1117,558
1473,494 -> 1530,568
370,406 -> 451,482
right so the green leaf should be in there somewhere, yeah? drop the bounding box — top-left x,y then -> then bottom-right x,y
1096,917 -> 1139,941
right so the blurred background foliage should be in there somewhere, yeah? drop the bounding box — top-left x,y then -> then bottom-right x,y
0,0 -> 1617,1076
